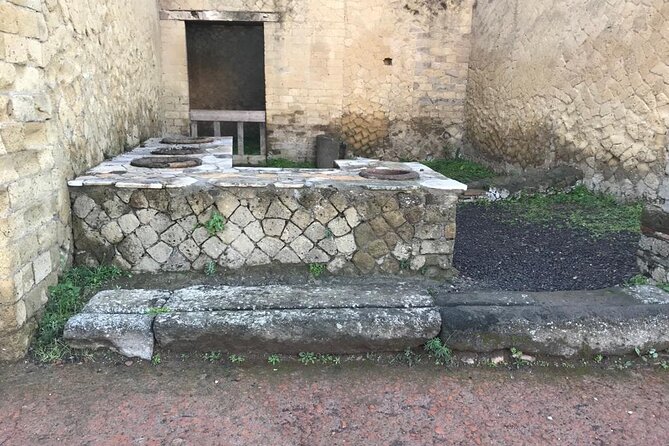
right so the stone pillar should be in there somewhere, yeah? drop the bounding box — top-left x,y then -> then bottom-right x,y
638,204 -> 669,283
160,19 -> 190,136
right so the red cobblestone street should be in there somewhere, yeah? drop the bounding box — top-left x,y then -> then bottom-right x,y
1,359 -> 668,445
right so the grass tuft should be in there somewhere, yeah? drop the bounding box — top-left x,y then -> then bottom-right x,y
422,158 -> 495,183
489,185 -> 642,236
32,265 -> 125,362
264,158 -> 316,169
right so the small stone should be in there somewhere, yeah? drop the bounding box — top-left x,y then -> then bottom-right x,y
367,240 -> 389,258
279,194 -> 301,211
420,240 -> 452,255
147,242 -> 172,264
281,222 -> 302,243
290,235 -> 314,259
328,216 -> 351,237
354,223 -> 376,248
262,219 -> 286,237
231,233 -> 254,257
291,209 -> 312,230
335,234 -> 356,255
117,234 -> 144,264
192,226 -> 210,244
161,224 -> 188,247
329,192 -> 349,212
318,237 -> 338,256
520,354 -> 536,362
216,193 -> 240,218
220,247 -> 245,269
129,190 -> 148,209
135,226 -> 159,248
416,224 -> 443,240
248,196 -> 271,219
352,251 -> 376,273
274,247 -> 301,264
246,248 -> 270,266
314,201 -> 338,224
369,216 -> 391,236
219,222 -> 242,244
343,207 -> 360,228
136,255 -> 160,273
266,200 -> 292,219
169,196 -> 192,220
202,237 -> 225,259
187,191 -> 214,215
244,221 -> 265,242
164,250 -> 190,272
149,213 -> 172,234
305,248 -> 329,263
304,221 -> 327,242
179,239 -> 201,262
384,211 -> 406,229
229,206 -> 255,228
258,237 -> 285,258
136,209 -> 158,224
118,214 -> 140,235
73,195 -> 96,219
101,222 -> 124,244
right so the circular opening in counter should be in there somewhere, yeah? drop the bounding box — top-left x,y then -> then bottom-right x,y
359,168 -> 419,181
160,136 -> 215,145
130,156 -> 203,169
150,146 -> 205,155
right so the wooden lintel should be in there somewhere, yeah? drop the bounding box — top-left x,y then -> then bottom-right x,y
160,10 -> 281,22
190,109 -> 266,123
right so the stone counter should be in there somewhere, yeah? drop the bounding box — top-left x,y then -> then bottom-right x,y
68,140 -> 466,277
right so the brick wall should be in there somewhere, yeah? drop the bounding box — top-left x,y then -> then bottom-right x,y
158,0 -> 474,161
0,0 -> 163,361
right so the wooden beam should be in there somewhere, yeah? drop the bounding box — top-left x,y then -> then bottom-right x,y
160,10 -> 280,22
237,122 -> 245,156
190,122 -> 198,137
213,121 -> 221,137
190,109 -> 266,123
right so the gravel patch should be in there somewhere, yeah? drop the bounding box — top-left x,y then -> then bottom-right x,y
454,203 -> 640,291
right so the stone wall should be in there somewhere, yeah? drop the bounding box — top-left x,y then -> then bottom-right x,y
0,0 -> 162,361
465,0 -> 669,200
159,0 -> 474,161
70,185 -> 458,278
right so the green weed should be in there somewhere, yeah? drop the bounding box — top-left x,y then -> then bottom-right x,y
309,263 -> 326,278
264,158 -> 316,169
626,274 -> 649,286
424,338 -> 452,365
229,354 -> 246,364
492,186 -> 642,235
267,354 -> 281,366
145,307 -> 171,316
203,351 -> 222,363
201,210 -> 226,236
151,353 -> 162,365
204,261 -> 217,276
422,158 -> 495,184
32,266 -> 125,363
298,352 -> 317,365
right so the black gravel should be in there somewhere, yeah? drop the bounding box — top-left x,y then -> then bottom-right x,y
453,203 -> 640,291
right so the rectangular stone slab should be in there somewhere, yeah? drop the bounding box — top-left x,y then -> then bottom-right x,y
166,284 -> 434,311
82,289 -> 169,314
154,307 -> 441,354
63,314 -> 155,360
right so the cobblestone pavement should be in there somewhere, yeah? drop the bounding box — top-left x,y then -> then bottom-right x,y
1,360 -> 668,445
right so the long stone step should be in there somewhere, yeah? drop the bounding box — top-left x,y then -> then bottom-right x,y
64,284 -> 441,360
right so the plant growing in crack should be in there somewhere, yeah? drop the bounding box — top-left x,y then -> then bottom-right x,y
198,209 -> 226,236
309,263 -> 326,278
298,352 -> 317,365
145,307 -> 171,316
424,338 -> 452,365
229,354 -> 246,364
203,351 -> 222,363
267,354 -> 281,366
204,261 -> 217,276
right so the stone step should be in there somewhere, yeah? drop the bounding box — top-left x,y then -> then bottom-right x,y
64,283 -> 440,360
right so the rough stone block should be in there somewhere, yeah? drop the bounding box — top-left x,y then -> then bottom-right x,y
64,314 -> 155,360
155,308 -> 441,354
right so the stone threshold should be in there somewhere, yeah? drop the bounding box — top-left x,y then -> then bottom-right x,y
63,283 -> 669,361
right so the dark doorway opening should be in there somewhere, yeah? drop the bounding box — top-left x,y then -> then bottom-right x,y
186,21 -> 266,155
